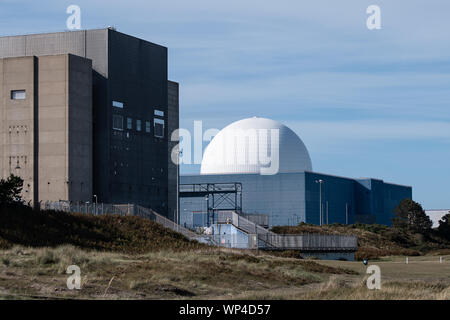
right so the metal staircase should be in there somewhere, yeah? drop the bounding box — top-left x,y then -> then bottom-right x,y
215,211 -> 358,251
44,200 -> 356,251
135,205 -> 219,245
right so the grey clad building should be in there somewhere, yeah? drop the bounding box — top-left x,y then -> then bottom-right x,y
180,117 -> 412,227
0,28 -> 178,218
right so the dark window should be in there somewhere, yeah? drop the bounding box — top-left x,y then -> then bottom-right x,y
136,119 -> 142,132
154,119 -> 164,138
113,115 -> 124,131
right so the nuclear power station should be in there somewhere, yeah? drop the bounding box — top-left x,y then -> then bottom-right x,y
0,28 -> 412,239
180,117 -> 412,228
0,28 -> 178,219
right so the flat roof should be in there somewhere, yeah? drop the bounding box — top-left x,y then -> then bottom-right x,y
181,170 -> 412,188
0,27 -> 167,50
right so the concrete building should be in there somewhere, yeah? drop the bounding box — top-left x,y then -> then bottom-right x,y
1,54 -> 92,203
0,29 -> 178,216
180,117 -> 412,227
167,81 -> 179,221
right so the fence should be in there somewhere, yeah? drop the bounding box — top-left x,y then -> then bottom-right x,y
42,201 -> 357,251
215,211 -> 358,251
42,201 -> 136,216
241,213 -> 269,227
42,201 -> 214,244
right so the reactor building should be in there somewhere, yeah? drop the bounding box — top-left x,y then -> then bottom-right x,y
180,117 -> 412,227
0,28 -> 178,219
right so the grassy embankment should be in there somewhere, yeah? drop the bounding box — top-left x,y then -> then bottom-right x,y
0,205 -> 357,299
1,206 -> 449,299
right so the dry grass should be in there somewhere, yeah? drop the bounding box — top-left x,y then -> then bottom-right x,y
1,246 -> 449,300
0,246 -> 352,299
295,277 -> 450,300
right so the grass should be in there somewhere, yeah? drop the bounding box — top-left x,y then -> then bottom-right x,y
2,245 -> 448,300
1,205 -> 449,299
0,205 -> 204,253
0,245 -> 355,299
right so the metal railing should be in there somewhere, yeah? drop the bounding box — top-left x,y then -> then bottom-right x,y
42,201 -> 135,216
216,211 -> 358,251
135,205 -> 206,242
42,201 -> 357,251
42,201 -> 216,244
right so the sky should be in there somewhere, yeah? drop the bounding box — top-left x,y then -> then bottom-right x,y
1,0 -> 449,209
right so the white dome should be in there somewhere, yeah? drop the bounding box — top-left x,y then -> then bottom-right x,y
201,117 -> 312,175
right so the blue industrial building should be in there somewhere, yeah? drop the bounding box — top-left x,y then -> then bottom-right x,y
180,117 -> 412,228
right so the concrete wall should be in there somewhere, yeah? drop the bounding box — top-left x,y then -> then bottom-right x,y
37,54 -> 68,201
37,54 -> 92,202
167,81 -> 179,221
0,30 -> 108,76
0,54 -> 92,203
68,54 -> 93,201
0,29 -> 171,213
0,56 -> 36,203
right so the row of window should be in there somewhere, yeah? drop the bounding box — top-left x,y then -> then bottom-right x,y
113,114 -> 165,138
113,100 -> 165,117
112,100 -> 165,138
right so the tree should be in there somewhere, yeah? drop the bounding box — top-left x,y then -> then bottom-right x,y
438,213 -> 450,240
392,199 -> 432,234
0,174 -> 24,205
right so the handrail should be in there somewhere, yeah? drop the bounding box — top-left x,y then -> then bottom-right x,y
42,201 -> 357,250
215,211 -> 357,250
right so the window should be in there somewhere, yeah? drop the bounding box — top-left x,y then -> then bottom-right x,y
145,121 -> 151,133
127,117 -> 133,130
11,90 -> 26,100
112,115 -> 123,131
136,119 -> 142,132
154,109 -> 164,117
112,101 -> 124,108
154,118 -> 165,138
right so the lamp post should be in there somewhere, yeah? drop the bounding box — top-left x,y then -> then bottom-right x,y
315,179 -> 324,226
93,195 -> 98,215
204,195 -> 209,226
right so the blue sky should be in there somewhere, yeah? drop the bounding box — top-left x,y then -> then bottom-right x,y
1,0 -> 449,209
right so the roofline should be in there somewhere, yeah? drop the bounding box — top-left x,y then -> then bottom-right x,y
307,171 -> 412,188
0,28 -> 107,38
0,27 -> 167,50
181,170 -> 413,188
